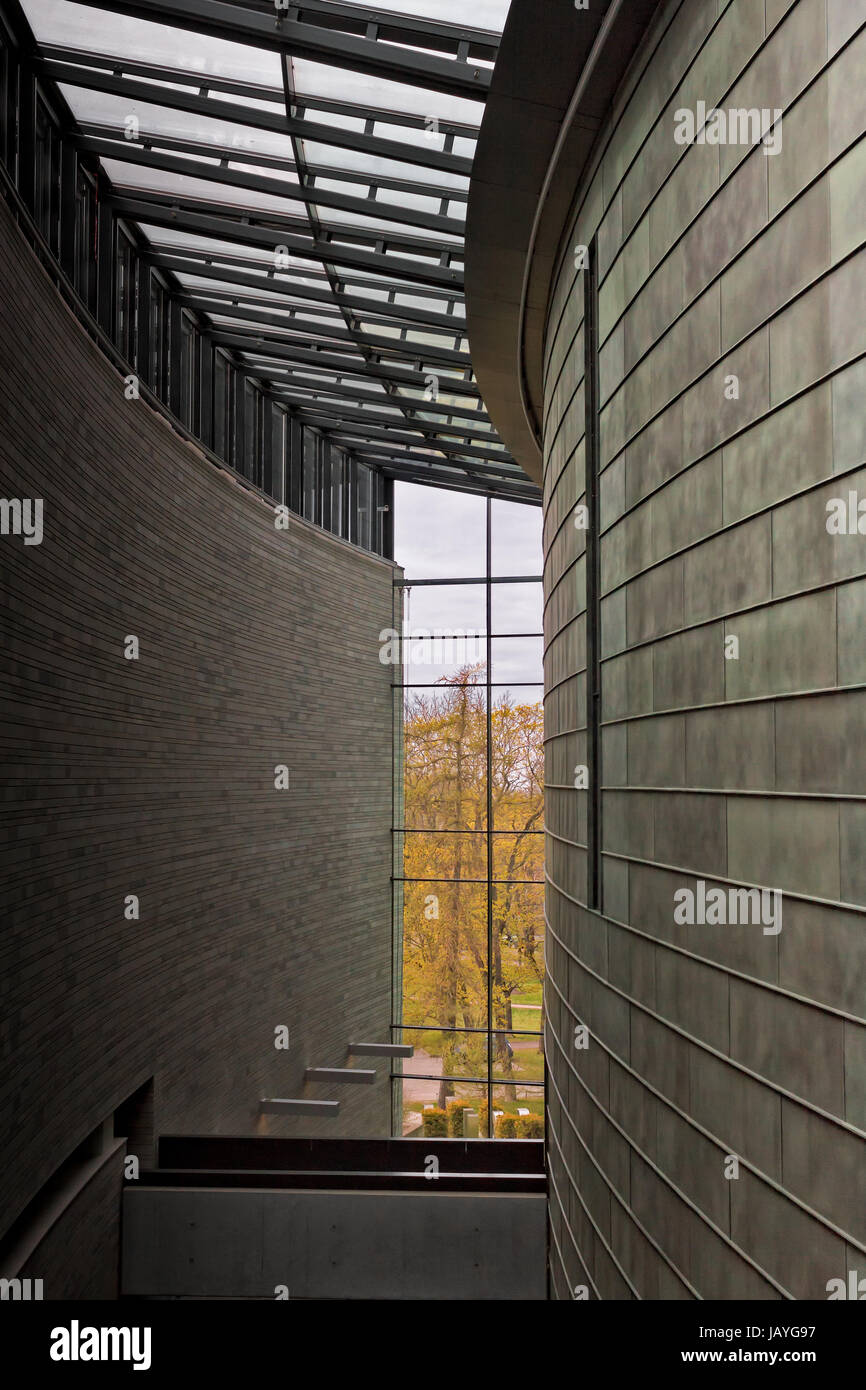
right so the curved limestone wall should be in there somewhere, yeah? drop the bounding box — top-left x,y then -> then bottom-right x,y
0,192 -> 394,1291
543,0 -> 866,1299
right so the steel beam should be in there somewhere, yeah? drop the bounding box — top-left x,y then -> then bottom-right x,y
381,461 -> 538,501
213,332 -> 479,395
273,0 -> 499,60
262,377 -> 487,423
145,253 -> 464,331
181,298 -> 468,367
108,184 -> 462,264
143,244 -> 465,306
299,416 -> 512,466
39,56 -> 473,178
263,396 -> 495,442
66,0 -> 492,100
349,448 -> 524,482
42,43 -> 481,142
107,194 -> 462,289
78,119 -> 469,203
78,133 -> 465,238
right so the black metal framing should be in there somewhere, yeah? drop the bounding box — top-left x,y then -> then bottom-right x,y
38,51 -> 474,177
584,236 -> 602,911
77,130 -> 467,238
391,498 -> 545,1137
190,299 -> 470,367
105,192 -> 465,286
265,399 -> 496,444
262,379 -> 491,425
147,251 -> 466,331
68,0 -> 495,100
1,0 -> 540,558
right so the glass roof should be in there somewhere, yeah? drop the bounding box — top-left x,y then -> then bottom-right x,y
20,0 -> 539,502
333,0 -> 510,22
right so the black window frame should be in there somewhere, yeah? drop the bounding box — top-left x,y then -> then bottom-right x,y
113,220 -> 138,368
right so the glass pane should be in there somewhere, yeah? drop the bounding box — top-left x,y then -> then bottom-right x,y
302,430 -> 319,523
300,140 -> 469,191
491,636 -> 544,685
403,686 -> 487,830
491,582 -> 543,634
24,0 -> 283,88
402,831 -> 487,882
400,1028 -> 488,1081
399,582 -> 486,683
356,463 -> 372,550
401,639 -> 487,686
213,352 -> 227,454
293,57 -> 484,127
401,880 -> 487,1029
492,881 -> 545,1024
57,85 -> 293,162
318,204 -> 462,242
400,1076 -> 487,1138
491,498 -> 543,576
492,1033 -> 544,1084
136,224 -> 279,263
491,833 -> 543,882
99,158 -> 296,217
394,481 -> 486,577
491,690 -> 544,829
330,449 -> 345,536
491,1084 -> 545,1138
329,0 -> 509,25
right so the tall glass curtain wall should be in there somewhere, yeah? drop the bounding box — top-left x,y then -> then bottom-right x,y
391,493 -> 546,1138
0,16 -> 389,557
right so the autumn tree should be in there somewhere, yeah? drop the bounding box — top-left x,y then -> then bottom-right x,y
401,664 -> 544,1105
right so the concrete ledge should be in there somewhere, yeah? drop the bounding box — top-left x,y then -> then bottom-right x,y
259,1099 -> 340,1116
305,1068 -> 376,1085
122,1186 -> 546,1300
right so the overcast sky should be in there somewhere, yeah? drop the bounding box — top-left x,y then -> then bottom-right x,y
393,482 -> 544,695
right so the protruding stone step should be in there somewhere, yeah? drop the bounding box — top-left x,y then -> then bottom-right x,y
259,1098 -> 340,1116
348,1042 -> 414,1058
305,1067 -> 376,1085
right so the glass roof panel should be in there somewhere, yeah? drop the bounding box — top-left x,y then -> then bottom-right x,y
18,0 -> 531,500
298,141 -> 469,191
100,160 -> 301,216
314,205 -> 462,242
330,0 -> 509,22
372,120 -> 475,153
375,186 -> 448,216
58,85 -> 296,161
22,0 -> 284,88
291,59 -> 484,127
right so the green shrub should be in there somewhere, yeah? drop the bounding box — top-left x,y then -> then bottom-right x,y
422,1107 -> 448,1137
478,1099 -> 490,1138
446,1099 -> 473,1137
495,1113 -> 517,1138
515,1113 -> 544,1138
